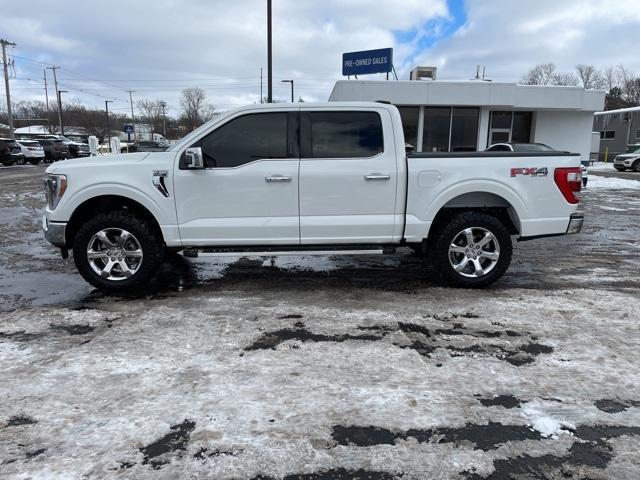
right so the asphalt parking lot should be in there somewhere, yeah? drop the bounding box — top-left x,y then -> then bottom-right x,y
1,164 -> 639,479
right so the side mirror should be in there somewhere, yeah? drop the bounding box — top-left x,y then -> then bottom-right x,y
405,143 -> 415,154
185,147 -> 204,169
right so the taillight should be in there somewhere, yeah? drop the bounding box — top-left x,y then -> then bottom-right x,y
554,167 -> 582,204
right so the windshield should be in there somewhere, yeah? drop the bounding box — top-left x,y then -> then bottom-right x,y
626,146 -> 640,154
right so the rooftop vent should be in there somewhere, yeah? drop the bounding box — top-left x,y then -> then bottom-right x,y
410,66 -> 437,81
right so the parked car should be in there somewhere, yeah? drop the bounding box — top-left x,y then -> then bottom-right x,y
35,135 -> 90,158
613,145 -> 640,172
487,143 -> 588,186
0,138 -> 25,166
17,140 -> 46,164
486,142 -> 555,152
43,102 -> 584,292
131,141 -> 170,152
37,138 -> 69,162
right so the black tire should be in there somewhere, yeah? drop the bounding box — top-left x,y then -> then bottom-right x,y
28,158 -> 41,165
633,161 -> 640,173
15,157 -> 26,166
1,160 -> 13,167
72,211 -> 164,293
614,167 -> 625,172
431,211 -> 512,288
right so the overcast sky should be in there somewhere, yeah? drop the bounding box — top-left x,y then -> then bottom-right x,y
2,0 -> 640,117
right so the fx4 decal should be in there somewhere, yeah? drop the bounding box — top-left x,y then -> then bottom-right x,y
510,167 -> 548,177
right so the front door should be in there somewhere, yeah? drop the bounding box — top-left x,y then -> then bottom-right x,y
298,108 -> 398,244
173,110 -> 300,246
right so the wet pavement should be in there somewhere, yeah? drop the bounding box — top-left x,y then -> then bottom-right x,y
1,164 -> 639,479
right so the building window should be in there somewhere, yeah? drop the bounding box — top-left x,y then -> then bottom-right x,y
422,107 -> 480,152
396,106 -> 419,150
422,107 -> 451,152
488,111 -> 533,145
635,129 -> 640,139
451,108 -> 480,152
600,130 -> 615,140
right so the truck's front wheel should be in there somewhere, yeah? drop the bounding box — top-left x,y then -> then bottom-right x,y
431,212 -> 512,288
73,211 -> 164,293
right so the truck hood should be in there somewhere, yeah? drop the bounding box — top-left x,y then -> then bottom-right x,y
46,152 -> 154,174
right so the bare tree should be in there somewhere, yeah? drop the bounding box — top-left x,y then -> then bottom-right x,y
521,63 -> 579,86
521,63 -> 557,85
180,88 -> 214,131
575,64 -> 606,90
137,99 -> 164,133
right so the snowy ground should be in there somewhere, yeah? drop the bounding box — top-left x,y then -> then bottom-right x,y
1,165 -> 640,479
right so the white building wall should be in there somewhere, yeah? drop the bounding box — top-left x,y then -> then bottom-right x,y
532,111 -> 594,160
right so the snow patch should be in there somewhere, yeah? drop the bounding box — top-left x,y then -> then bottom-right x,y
588,175 -> 640,190
522,401 -> 575,438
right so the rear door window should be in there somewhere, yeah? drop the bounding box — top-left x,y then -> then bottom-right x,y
301,111 -> 383,158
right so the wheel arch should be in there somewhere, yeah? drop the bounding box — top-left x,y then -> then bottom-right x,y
66,195 -> 164,247
426,191 -> 522,239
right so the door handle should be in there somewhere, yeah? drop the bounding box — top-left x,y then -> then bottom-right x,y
265,175 -> 292,183
364,174 -> 391,181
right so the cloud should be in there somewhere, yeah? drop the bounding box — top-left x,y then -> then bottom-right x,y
3,0 -> 640,114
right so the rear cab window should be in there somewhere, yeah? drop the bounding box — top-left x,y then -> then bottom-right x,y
301,111 -> 384,158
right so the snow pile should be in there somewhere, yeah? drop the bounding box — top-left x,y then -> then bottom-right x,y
588,175 -> 640,190
588,163 -> 616,171
521,401 -> 575,438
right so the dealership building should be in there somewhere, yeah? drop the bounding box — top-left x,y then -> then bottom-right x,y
329,77 -> 605,160
593,106 -> 640,160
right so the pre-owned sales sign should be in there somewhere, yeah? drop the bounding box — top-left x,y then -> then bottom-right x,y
342,48 -> 393,76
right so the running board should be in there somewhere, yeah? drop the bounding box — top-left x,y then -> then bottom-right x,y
182,246 -> 396,258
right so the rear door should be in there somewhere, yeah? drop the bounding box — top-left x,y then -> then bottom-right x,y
173,108 -> 300,246
298,108 -> 398,244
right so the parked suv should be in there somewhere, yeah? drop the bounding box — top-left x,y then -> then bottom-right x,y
17,140 -> 46,164
36,135 -> 90,158
37,138 -> 69,162
614,145 -> 640,172
0,138 -> 25,166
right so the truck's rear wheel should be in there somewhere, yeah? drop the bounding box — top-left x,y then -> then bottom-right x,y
73,211 -> 164,293
431,212 -> 512,288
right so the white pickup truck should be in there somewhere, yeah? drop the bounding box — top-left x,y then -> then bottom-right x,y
43,102 -> 583,291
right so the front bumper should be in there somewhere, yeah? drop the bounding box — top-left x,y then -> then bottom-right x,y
566,213 -> 584,235
43,215 -> 67,247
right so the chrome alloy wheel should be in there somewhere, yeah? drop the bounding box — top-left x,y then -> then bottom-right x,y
448,227 -> 500,278
87,228 -> 143,281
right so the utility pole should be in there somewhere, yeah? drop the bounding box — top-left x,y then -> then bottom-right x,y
267,0 -> 272,103
127,90 -> 136,141
159,101 -> 167,138
46,66 -> 62,134
281,79 -> 294,102
57,90 -> 67,135
1,38 -> 16,138
260,67 -> 263,104
105,100 -> 113,152
43,68 -> 49,112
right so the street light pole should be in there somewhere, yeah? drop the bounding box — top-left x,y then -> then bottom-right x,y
267,0 -> 272,103
105,100 -> 113,153
281,79 -> 294,102
57,90 -> 67,136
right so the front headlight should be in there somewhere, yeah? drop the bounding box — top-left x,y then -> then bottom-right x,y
44,174 -> 67,210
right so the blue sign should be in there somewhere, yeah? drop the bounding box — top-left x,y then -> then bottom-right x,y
123,124 -> 134,134
342,48 -> 393,76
